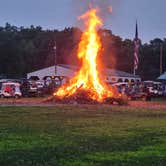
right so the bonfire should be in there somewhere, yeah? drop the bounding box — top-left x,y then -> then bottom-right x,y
52,7 -> 126,104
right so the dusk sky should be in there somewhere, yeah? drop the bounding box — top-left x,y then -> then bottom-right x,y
0,0 -> 166,43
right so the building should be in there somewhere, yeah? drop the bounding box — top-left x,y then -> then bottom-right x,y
27,64 -> 141,83
157,71 -> 166,83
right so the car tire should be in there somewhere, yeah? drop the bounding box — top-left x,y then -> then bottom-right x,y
142,95 -> 147,101
0,94 -> 5,98
128,96 -> 132,101
15,95 -> 20,99
146,96 -> 151,101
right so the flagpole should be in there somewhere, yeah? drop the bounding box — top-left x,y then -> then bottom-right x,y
133,20 -> 139,76
160,44 -> 163,75
133,68 -> 135,75
53,41 -> 57,75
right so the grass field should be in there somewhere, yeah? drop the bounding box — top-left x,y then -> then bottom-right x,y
0,105 -> 166,166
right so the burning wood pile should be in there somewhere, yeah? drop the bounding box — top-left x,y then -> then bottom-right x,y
51,7 -> 127,105
47,88 -> 127,105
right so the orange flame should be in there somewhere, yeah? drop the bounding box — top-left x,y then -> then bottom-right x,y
54,8 -> 116,102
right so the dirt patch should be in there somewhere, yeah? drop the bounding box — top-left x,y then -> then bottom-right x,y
0,97 -> 166,109
129,101 -> 166,109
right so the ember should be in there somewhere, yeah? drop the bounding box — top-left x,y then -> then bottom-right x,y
53,7 -> 123,104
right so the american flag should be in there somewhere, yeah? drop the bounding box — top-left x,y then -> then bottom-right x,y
134,21 -> 139,74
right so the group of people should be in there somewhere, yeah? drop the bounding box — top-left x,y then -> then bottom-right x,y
115,81 -> 166,100
118,83 -> 149,95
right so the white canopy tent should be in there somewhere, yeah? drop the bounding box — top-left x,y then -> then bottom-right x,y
158,72 -> 166,80
27,64 -> 141,83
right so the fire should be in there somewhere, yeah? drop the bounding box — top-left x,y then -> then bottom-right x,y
54,7 -> 116,102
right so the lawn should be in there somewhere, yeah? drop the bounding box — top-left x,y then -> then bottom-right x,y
0,105 -> 166,166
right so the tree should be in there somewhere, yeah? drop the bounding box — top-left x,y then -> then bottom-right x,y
0,23 -> 164,80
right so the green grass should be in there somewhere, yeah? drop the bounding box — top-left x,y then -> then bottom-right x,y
0,105 -> 166,166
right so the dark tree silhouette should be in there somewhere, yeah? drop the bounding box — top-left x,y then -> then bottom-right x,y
0,23 -> 165,80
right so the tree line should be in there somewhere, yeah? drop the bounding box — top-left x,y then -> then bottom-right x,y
0,23 -> 166,80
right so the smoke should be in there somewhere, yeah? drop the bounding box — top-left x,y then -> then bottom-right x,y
71,0 -> 121,29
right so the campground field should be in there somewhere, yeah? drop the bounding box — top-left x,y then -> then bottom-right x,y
0,104 -> 166,166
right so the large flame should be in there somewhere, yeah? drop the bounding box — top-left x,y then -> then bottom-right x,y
54,7 -> 116,102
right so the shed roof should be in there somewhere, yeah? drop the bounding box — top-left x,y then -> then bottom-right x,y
158,72 -> 166,80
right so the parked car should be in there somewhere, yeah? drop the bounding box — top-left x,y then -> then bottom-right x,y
0,82 -> 22,98
112,82 -> 151,101
127,90 -> 150,101
36,80 -> 45,96
28,80 -> 38,97
163,85 -> 166,97
143,81 -> 164,97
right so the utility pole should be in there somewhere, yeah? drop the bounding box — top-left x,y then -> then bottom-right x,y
53,41 -> 57,75
160,44 -> 163,75
133,21 -> 139,75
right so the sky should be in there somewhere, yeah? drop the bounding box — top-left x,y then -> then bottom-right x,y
0,0 -> 166,43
